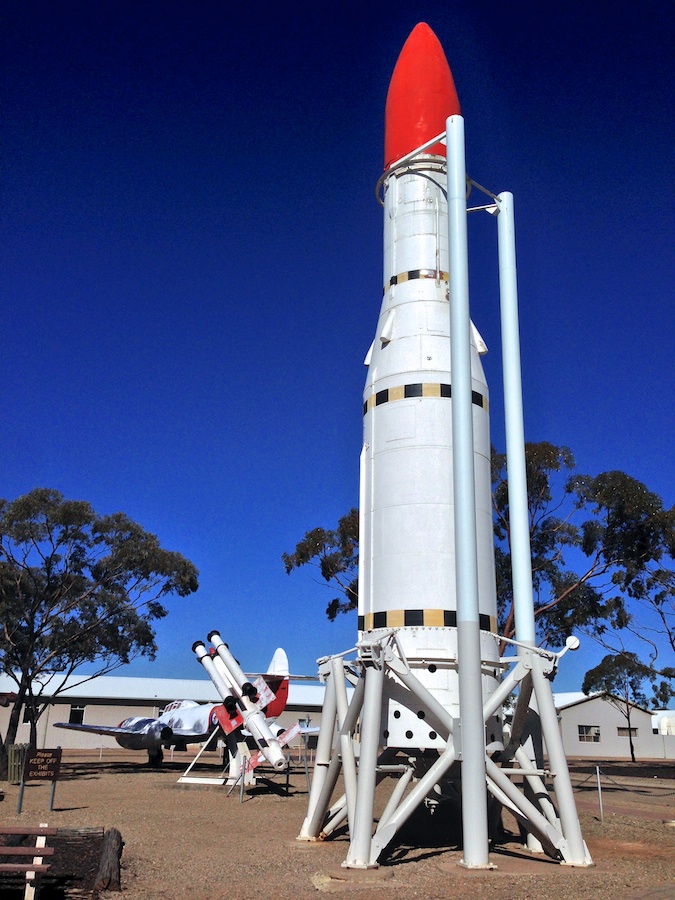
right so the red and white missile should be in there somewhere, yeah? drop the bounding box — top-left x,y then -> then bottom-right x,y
358,23 -> 501,750
193,632 -> 287,771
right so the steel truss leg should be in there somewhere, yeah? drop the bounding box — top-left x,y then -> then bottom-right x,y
298,663 -> 365,841
297,661 -> 339,839
369,741 -> 457,865
299,640 -> 591,870
334,656 -> 358,833
344,660 -> 385,868
530,661 -> 592,865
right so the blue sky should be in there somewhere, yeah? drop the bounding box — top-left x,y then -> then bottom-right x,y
2,1 -> 673,691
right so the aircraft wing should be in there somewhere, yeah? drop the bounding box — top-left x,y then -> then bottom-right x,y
54,722 -> 136,737
54,720 -> 213,745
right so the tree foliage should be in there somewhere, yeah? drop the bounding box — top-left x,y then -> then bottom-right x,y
0,488 -> 199,774
582,652 -> 653,762
492,444 -> 675,682
282,508 -> 358,620
284,443 -> 674,697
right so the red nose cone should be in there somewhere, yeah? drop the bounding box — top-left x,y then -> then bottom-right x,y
384,23 -> 460,170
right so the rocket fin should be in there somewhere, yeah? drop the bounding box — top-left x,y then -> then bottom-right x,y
379,308 -> 395,346
471,321 -> 488,355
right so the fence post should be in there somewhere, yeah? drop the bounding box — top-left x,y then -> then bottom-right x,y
8,744 -> 29,785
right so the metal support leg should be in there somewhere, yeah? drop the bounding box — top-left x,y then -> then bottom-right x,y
298,663 -> 339,839
299,670 -> 366,841
485,757 -> 562,857
530,663 -> 592,865
369,742 -> 457,865
344,661 -> 384,868
513,745 -> 559,827
334,656 -> 358,832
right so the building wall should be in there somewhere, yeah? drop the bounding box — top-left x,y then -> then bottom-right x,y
4,684 -> 674,761
0,698 -> 165,750
0,697 -> 323,752
557,696 -> 675,760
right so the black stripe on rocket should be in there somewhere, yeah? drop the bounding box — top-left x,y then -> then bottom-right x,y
364,383 -> 488,415
383,269 -> 449,296
357,610 -> 497,633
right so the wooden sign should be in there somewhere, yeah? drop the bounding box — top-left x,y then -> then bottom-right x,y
17,748 -> 63,813
23,748 -> 62,782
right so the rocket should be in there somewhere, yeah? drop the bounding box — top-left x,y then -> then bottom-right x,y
193,631 -> 287,771
358,23 -> 501,750
300,23 -> 590,871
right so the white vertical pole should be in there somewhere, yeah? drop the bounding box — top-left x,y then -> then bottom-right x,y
345,662 -> 384,868
596,766 -> 604,823
530,663 -> 590,863
497,193 -> 589,865
298,665 -> 339,838
334,656 -> 358,831
496,192 -> 536,645
446,114 -> 490,868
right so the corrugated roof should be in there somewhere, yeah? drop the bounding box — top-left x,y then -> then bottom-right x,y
0,672 -> 328,707
552,691 -> 588,709
554,690 -> 653,714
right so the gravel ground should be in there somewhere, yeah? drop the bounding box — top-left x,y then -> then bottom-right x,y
1,751 -> 673,899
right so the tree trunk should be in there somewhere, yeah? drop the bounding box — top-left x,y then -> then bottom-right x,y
0,742 -> 7,781
0,678 -> 28,780
627,707 -> 636,763
5,681 -> 26,749
94,827 -> 124,891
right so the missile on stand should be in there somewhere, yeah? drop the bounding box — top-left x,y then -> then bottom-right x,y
300,22 -> 591,871
192,640 -> 245,732
358,22 -> 502,751
208,630 -> 287,771
192,634 -> 287,771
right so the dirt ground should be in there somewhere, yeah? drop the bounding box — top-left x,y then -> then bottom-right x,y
1,750 -> 674,899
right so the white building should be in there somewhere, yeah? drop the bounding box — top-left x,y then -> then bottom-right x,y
2,675 -> 673,761
554,692 -> 675,761
0,673 -> 327,751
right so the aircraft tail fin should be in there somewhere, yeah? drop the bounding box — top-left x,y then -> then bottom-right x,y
262,648 -> 290,719
266,647 -> 289,677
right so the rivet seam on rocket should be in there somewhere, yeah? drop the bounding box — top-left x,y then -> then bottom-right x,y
359,610 -> 497,632
363,384 -> 488,415
383,268 -> 449,296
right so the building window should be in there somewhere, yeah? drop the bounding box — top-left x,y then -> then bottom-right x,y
578,724 -> 600,743
617,726 -> 638,738
69,705 -> 86,725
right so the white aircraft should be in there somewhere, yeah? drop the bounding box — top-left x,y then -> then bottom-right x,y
55,645 -> 292,767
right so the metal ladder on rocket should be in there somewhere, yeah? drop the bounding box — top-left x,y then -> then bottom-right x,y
193,630 -> 287,782
297,23 -> 592,870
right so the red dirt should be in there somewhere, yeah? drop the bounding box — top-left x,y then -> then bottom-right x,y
0,752 -> 672,898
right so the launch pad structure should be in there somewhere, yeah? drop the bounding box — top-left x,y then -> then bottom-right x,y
297,24 -> 592,872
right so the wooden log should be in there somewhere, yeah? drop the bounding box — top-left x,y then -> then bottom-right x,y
0,863 -> 51,873
0,827 -> 58,836
94,828 -> 123,892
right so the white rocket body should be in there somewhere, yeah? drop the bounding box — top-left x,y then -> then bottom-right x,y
358,155 -> 501,749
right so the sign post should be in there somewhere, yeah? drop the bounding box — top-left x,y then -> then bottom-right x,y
17,747 -> 63,814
